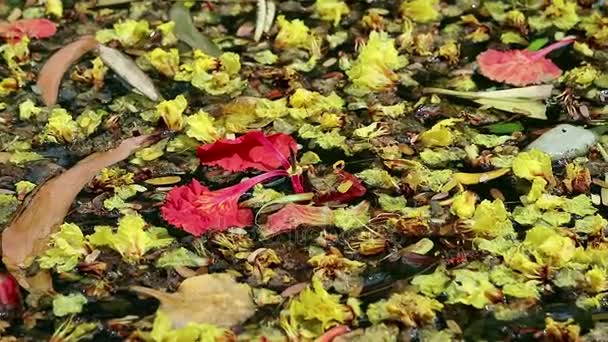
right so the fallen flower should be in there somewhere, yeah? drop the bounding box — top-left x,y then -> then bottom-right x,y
476,37 -> 575,86
198,131 -> 296,172
0,19 -> 56,42
37,36 -> 99,106
261,203 -> 334,237
197,131 -> 304,192
1,134 -> 156,292
161,170 -> 289,236
0,273 -> 21,311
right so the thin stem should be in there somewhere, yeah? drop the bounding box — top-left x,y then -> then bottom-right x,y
531,37 -> 575,60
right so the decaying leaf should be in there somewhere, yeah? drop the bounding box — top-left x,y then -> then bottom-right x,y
97,45 -> 161,101
1,134 -> 157,293
36,36 -> 99,106
423,85 -> 553,119
130,273 -> 255,328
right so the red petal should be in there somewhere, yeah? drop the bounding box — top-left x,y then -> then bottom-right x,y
261,204 -> 334,237
161,170 -> 288,236
0,19 -> 56,41
313,169 -> 367,204
197,131 -> 297,172
0,273 -> 21,311
476,39 -> 574,86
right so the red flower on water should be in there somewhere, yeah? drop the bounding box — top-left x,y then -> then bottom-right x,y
260,203 -> 333,238
0,273 -> 21,311
313,169 -> 366,204
0,19 -> 57,42
198,131 -> 297,172
197,131 -> 304,193
477,37 -> 575,86
161,170 -> 288,236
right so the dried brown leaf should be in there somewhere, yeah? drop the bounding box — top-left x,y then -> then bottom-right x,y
36,35 -> 99,106
130,273 -> 256,328
1,134 -> 156,293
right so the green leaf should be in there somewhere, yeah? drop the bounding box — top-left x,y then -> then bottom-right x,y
485,122 -> 524,134
53,293 -> 88,317
156,247 -> 209,268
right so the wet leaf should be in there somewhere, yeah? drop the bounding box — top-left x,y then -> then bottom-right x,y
97,44 -> 161,101
36,36 -> 99,106
130,273 -> 255,328
1,134 -> 156,292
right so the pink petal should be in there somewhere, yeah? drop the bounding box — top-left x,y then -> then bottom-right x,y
476,39 -> 574,86
197,131 -> 297,172
162,170 -> 288,236
261,204 -> 334,237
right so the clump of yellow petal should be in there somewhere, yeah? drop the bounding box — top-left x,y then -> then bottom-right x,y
451,191 -> 477,219
512,149 -> 555,185
419,118 -> 463,147
314,0 -> 350,26
88,214 -> 173,264
400,0 -> 441,23
149,48 -> 180,77
275,15 -> 321,55
46,0 -> 63,17
175,51 -> 244,96
470,199 -> 514,238
157,22 -> 178,46
280,277 -> 354,339
96,20 -> 151,47
346,31 -> 408,96
43,108 -> 81,144
185,110 -> 219,143
445,269 -> 500,309
367,290 -> 443,327
157,95 -> 188,131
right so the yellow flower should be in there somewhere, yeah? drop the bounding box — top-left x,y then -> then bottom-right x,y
156,95 -> 188,131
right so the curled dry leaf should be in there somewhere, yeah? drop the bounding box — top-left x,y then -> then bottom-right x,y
170,2 -> 222,57
1,134 -> 156,293
97,45 -> 161,101
130,273 -> 255,328
37,35 -> 99,106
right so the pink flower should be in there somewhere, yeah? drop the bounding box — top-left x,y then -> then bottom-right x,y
477,37 -> 575,86
161,170 -> 289,236
0,19 -> 57,42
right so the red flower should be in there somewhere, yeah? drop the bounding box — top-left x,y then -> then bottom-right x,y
197,131 -> 297,172
197,131 -> 304,193
477,37 -> 575,86
0,273 -> 21,311
0,19 -> 57,42
161,170 -> 288,236
312,169 -> 366,204
260,203 -> 333,238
